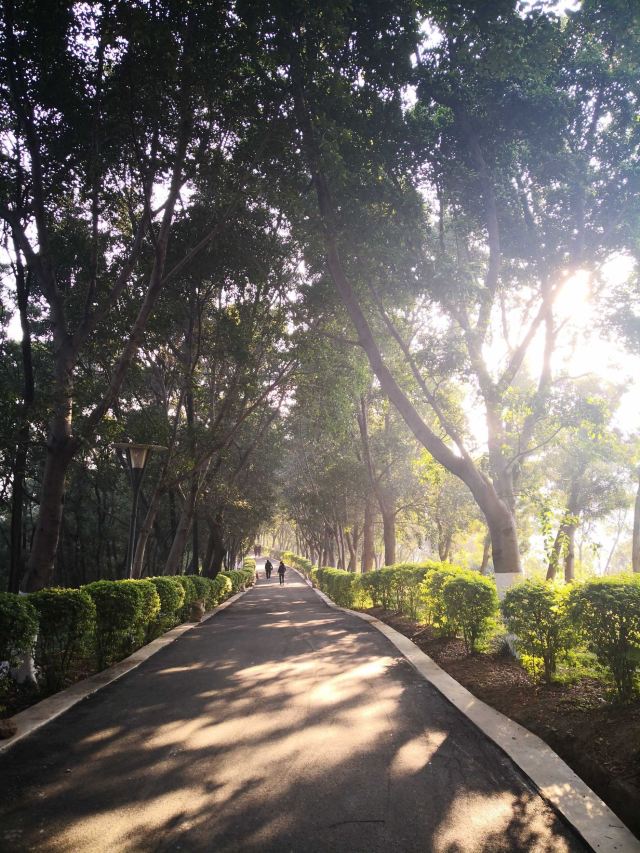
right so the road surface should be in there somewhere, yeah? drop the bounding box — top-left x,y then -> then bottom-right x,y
0,560 -> 587,852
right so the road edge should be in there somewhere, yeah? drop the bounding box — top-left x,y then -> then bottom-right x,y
0,586 -> 250,756
297,571 -> 640,853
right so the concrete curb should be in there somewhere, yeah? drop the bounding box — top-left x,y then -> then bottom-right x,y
0,587 -> 249,756
296,571 -> 640,853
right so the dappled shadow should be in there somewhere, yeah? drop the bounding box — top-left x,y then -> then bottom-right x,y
0,574 -> 588,852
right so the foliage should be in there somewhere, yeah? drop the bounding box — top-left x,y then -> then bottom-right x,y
314,568 -> 363,609
84,580 -> 145,669
148,577 -> 186,636
567,577 -> 640,700
29,588 -> 95,692
419,565 -> 467,634
501,580 -> 572,681
0,593 -> 38,667
220,570 -> 253,594
441,573 -> 498,654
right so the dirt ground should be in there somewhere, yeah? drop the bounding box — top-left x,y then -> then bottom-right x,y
366,607 -> 640,838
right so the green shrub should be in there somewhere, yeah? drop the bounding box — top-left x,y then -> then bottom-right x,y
442,573 -> 498,653
84,580 -> 144,669
211,573 -> 232,604
127,579 -> 160,645
149,576 -> 185,617
148,576 -> 185,636
502,580 -> 572,681
174,575 -> 198,620
186,574 -> 211,604
0,592 -> 38,667
282,552 -> 313,578
568,577 -> 640,700
315,567 -> 362,608
360,571 -> 385,607
30,588 -> 95,692
420,565 -> 465,633
221,570 -> 249,594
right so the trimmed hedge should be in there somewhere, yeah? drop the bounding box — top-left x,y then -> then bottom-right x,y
315,567 -> 362,608
0,567 -> 241,705
502,580 -> 571,681
84,580 -> 145,668
441,573 -> 498,653
30,588 -> 96,691
568,577 -> 640,700
148,576 -> 185,635
0,592 -> 38,668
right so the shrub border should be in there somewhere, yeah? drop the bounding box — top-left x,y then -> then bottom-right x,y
295,568 -> 640,853
0,587 -> 249,755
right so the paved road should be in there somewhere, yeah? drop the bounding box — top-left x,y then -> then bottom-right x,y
0,562 -> 587,853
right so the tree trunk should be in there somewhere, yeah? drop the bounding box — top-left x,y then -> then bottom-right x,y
381,507 -> 396,566
8,250 -> 34,593
204,515 -> 226,577
361,497 -> 375,572
480,533 -> 491,574
132,483 -> 164,578
21,367 -> 75,592
633,468 -> 640,573
163,496 -> 195,575
292,76 -> 523,594
564,523 -> 577,582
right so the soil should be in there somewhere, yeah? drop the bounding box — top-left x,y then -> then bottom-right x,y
366,607 -> 640,839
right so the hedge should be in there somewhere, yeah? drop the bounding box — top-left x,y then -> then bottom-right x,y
314,567 -> 362,608
0,592 -> 38,669
502,580 -> 571,681
0,567 -> 242,705
441,572 -> 498,653
567,577 -> 640,700
30,588 -> 96,691
148,576 -> 185,635
84,580 -> 146,668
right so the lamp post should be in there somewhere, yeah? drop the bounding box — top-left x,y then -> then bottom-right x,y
115,443 -> 167,578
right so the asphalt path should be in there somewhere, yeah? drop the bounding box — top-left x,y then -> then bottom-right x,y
0,560 -> 588,852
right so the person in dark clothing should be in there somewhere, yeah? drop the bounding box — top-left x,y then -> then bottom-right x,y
265,559 -> 273,579
278,561 -> 286,585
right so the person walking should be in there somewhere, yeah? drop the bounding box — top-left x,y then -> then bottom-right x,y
265,559 -> 273,579
277,560 -> 286,585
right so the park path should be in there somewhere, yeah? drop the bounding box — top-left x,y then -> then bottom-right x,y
0,562 -> 587,853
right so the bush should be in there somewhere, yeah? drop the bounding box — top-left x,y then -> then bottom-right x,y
420,565 -> 465,633
30,588 -> 95,692
148,576 -> 185,633
221,570 -> 249,594
84,580 -> 145,669
442,573 -> 498,653
186,574 -> 211,605
502,580 -> 571,681
125,579 -> 160,646
174,575 -> 199,620
282,552 -> 313,578
211,573 -> 232,604
0,592 -> 38,667
315,567 -> 362,608
568,577 -> 640,700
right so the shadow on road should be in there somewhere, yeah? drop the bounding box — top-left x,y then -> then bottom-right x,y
0,576 -> 588,852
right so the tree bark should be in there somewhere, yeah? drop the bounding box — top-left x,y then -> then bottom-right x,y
381,507 -> 396,566
361,497 -> 375,573
163,494 -> 196,575
564,523 -> 577,582
8,250 -> 34,593
633,468 -> 640,573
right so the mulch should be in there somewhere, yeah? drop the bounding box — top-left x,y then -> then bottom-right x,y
365,607 -> 640,838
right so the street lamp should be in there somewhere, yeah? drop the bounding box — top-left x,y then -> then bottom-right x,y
115,442 -> 167,578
